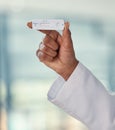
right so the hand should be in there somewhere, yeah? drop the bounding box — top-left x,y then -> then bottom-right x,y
36,22 -> 79,80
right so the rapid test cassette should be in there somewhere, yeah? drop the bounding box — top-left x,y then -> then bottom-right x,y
31,19 -> 64,30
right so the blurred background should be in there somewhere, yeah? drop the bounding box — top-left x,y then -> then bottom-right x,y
0,0 -> 115,130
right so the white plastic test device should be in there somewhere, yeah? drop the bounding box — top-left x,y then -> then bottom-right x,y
31,19 -> 64,30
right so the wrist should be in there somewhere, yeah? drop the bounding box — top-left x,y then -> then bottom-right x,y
60,60 -> 79,80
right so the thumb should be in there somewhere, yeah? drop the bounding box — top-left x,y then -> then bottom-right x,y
62,22 -> 73,47
63,22 -> 70,37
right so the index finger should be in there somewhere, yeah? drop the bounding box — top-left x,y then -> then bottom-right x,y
27,21 -> 61,40
39,30 -> 60,40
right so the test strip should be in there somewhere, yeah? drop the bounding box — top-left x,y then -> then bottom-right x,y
31,19 -> 64,30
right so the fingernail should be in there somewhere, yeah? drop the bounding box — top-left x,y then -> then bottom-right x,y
39,43 -> 45,50
38,51 -> 43,57
65,22 -> 70,30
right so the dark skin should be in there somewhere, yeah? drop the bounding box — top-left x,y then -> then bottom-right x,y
27,22 -> 79,80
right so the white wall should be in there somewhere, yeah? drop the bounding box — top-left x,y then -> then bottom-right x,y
0,0 -> 115,20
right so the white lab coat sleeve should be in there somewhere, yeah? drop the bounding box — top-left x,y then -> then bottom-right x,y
47,62 -> 115,130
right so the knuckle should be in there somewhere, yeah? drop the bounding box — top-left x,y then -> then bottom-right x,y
43,46 -> 48,52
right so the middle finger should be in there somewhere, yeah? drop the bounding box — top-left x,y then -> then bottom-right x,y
43,35 -> 59,51
39,43 -> 57,57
